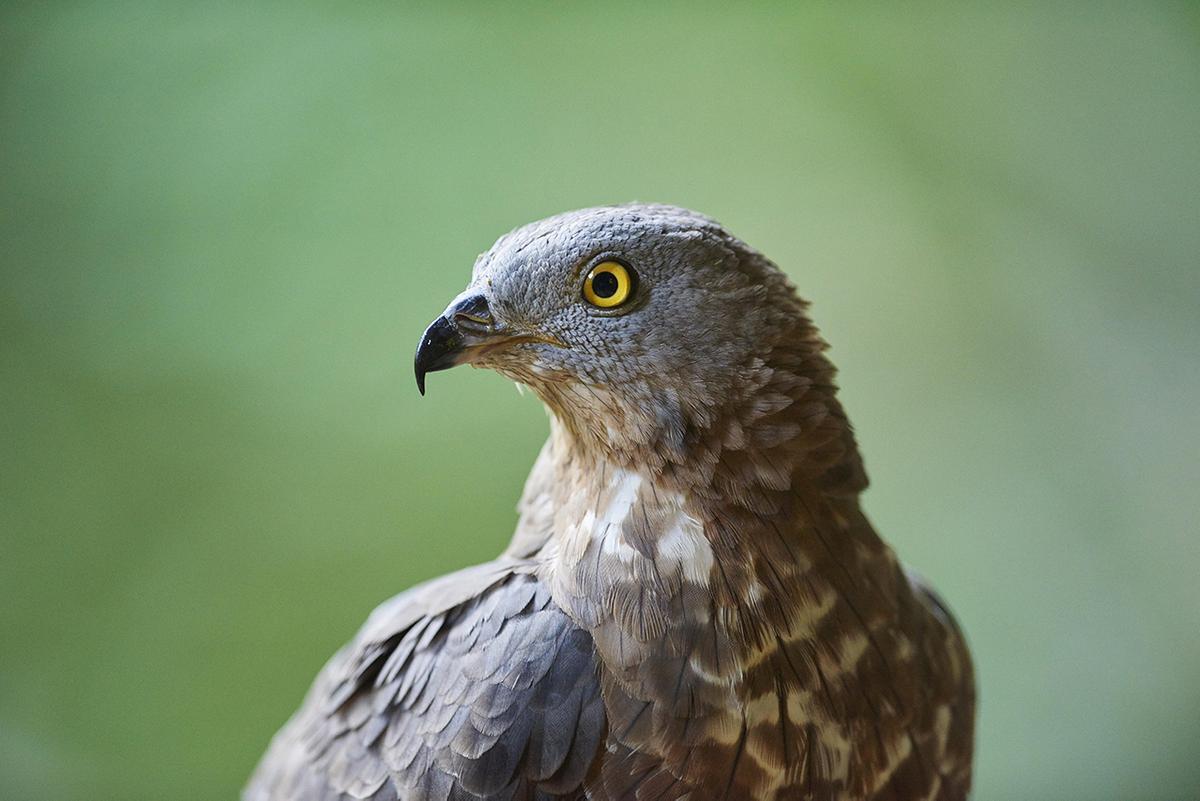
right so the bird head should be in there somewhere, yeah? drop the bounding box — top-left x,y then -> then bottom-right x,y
415,204 -> 817,464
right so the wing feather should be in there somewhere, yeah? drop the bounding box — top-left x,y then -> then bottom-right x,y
245,560 -> 605,801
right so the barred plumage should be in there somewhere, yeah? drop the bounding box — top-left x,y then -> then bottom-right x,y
246,204 -> 975,801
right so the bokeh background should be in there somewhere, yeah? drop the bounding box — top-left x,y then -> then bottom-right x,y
3,3 -> 1198,799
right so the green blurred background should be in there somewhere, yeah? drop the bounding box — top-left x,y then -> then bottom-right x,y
3,2 -> 1198,799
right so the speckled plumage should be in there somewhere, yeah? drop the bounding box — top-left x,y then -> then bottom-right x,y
245,205 -> 975,801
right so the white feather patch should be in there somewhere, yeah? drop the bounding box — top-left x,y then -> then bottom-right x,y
656,510 -> 715,585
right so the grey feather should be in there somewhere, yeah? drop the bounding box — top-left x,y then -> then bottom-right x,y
245,560 -> 605,801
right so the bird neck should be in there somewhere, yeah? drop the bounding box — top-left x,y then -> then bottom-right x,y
544,310 -> 870,502
526,322 -> 887,652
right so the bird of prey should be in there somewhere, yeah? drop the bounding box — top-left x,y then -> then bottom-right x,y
245,204 -> 975,801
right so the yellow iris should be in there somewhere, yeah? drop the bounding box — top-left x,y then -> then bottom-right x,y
582,261 -> 635,308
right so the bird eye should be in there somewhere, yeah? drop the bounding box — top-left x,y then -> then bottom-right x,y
582,261 -> 635,308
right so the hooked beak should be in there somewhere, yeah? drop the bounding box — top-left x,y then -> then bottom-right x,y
414,292 -> 499,395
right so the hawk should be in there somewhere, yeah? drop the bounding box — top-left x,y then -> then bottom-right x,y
245,204 -> 975,800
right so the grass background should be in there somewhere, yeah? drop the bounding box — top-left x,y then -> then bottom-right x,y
2,3 -> 1198,799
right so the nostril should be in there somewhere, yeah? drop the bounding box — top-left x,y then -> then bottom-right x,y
454,310 -> 492,325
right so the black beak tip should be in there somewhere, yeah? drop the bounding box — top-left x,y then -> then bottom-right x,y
414,316 -> 463,396
414,341 -> 432,396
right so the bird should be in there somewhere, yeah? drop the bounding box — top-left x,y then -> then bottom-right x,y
244,204 -> 976,801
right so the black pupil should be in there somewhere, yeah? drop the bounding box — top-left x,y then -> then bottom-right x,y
592,270 -> 619,298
